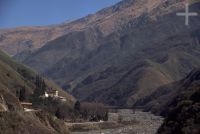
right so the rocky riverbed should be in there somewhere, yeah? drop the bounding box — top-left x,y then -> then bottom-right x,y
72,109 -> 164,134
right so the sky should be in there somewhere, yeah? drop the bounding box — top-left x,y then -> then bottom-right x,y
0,0 -> 121,28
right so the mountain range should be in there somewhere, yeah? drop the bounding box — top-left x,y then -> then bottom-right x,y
0,0 -> 200,108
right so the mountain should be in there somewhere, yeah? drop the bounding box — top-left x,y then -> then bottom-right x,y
0,0 -> 156,57
155,69 -> 200,134
1,0 -> 200,108
0,50 -> 74,109
0,50 -> 74,133
136,68 -> 200,114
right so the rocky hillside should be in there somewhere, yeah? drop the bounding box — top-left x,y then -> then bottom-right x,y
155,69 -> 200,134
132,69 -> 200,133
0,111 -> 70,134
0,49 -> 74,109
0,49 -> 75,133
1,0 -> 200,108
0,0 -> 164,57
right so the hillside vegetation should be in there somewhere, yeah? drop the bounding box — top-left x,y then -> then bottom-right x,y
0,49 -> 74,107
0,49 -> 75,133
0,111 -> 69,134
156,69 -> 200,134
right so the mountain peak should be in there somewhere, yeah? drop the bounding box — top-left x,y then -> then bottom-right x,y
1,0 -> 200,107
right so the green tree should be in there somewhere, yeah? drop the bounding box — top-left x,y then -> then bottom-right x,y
74,101 -> 81,112
34,75 -> 46,96
19,87 -> 26,101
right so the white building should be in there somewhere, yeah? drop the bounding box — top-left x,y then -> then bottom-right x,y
44,90 -> 58,98
44,89 -> 66,102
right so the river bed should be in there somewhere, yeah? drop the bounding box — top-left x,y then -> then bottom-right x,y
72,110 -> 164,134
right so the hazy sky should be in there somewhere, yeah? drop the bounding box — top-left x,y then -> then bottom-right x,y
0,0 -> 121,28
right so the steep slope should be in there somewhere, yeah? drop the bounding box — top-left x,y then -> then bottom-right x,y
0,111 -> 70,134
155,69 -> 200,134
20,0 -> 200,107
0,50 -> 74,133
0,49 -> 74,110
1,0 -> 189,59
0,0 -> 199,108
0,0 -> 164,57
137,69 -> 200,114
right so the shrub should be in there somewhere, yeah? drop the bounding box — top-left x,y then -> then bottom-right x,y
80,102 -> 108,121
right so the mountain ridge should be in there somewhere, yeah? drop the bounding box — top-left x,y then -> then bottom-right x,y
0,0 -> 189,56
1,0 -> 200,107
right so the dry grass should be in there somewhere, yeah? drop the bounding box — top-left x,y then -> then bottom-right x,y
0,111 -> 70,134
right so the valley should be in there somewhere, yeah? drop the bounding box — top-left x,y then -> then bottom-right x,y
6,0 -> 199,108
0,0 -> 200,133
71,110 -> 164,134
